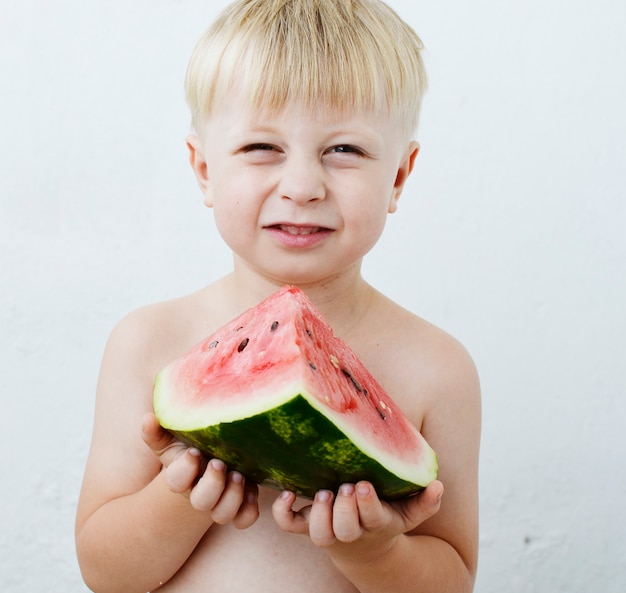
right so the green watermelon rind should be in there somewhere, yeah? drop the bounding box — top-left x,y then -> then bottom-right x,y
165,393 -> 438,501
154,368 -> 438,489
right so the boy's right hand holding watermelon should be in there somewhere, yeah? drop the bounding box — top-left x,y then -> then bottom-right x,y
141,412 -> 260,529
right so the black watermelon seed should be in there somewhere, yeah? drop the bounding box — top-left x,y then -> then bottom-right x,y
351,376 -> 363,392
341,368 -> 363,392
375,407 -> 387,421
237,338 -> 249,352
271,321 -> 279,331
309,362 -> 317,370
209,341 -> 219,349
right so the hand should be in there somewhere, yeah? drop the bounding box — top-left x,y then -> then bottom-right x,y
141,413 -> 259,528
272,480 -> 443,562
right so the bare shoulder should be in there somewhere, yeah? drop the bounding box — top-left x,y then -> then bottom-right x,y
107,291 -> 202,367
101,279 -> 236,378
355,290 -> 480,424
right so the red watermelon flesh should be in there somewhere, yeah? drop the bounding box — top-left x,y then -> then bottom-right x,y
154,285 -> 438,499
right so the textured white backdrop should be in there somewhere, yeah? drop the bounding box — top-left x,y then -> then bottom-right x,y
1,1 -> 625,591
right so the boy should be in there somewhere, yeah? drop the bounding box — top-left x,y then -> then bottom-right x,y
75,1 -> 481,592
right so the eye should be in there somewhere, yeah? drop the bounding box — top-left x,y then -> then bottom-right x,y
327,144 -> 366,156
242,143 -> 277,152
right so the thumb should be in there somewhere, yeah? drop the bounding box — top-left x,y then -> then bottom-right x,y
395,480 -> 443,530
141,412 -> 182,463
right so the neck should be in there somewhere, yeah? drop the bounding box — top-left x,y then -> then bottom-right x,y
222,257 -> 375,335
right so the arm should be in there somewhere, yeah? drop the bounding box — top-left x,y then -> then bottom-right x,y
75,310 -> 258,593
273,331 -> 481,593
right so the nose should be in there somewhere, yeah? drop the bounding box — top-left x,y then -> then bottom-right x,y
278,155 -> 326,204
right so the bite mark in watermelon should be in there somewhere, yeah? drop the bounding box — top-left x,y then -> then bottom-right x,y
153,286 -> 438,500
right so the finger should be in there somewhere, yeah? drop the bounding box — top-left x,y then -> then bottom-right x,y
232,483 -> 260,529
272,491 -> 311,535
210,470 -> 248,524
393,480 -> 444,531
308,490 -> 336,547
189,458 -> 228,512
332,484 -> 362,543
353,481 -> 389,531
164,447 -> 203,493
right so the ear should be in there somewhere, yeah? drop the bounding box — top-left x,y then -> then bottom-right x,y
388,141 -> 419,214
186,134 -> 213,208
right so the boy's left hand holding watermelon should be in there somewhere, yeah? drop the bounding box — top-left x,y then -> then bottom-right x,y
273,480 -> 447,580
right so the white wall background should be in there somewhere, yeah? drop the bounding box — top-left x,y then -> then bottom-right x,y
1,0 -> 624,590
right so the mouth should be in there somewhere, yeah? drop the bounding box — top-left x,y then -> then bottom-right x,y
268,224 -> 329,235
264,223 -> 333,248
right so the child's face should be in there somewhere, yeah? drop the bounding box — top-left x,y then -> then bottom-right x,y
188,98 -> 418,286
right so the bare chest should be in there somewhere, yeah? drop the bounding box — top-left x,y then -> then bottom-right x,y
155,489 -> 358,593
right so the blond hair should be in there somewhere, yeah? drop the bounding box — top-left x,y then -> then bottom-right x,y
185,0 -> 427,135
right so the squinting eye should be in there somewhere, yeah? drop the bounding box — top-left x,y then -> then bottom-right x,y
329,145 -> 364,155
243,143 -> 276,152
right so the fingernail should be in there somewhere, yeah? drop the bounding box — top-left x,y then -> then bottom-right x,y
210,459 -> 225,471
188,448 -> 201,457
230,471 -> 243,484
316,490 -> 332,502
340,484 -> 355,496
356,482 -> 370,497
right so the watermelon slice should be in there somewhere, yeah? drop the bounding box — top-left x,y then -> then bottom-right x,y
153,286 -> 438,500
